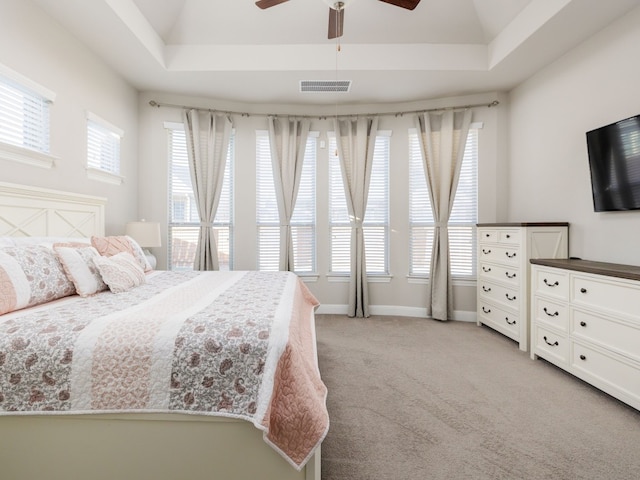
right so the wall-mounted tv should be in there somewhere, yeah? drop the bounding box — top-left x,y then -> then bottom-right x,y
586,114 -> 640,212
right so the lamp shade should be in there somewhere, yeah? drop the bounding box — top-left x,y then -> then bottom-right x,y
125,221 -> 161,248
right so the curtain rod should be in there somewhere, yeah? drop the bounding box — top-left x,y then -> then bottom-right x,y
148,99 -> 499,119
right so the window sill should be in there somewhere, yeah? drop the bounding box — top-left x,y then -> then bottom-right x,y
0,141 -> 57,169
407,275 -> 477,287
297,274 -> 319,283
327,274 -> 392,283
86,167 -> 124,185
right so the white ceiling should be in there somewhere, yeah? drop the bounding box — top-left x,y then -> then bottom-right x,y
32,0 -> 640,106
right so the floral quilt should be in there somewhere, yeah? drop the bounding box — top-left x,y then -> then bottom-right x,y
0,270 -> 328,470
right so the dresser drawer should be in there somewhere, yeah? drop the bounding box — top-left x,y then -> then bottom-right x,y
479,245 -> 520,267
478,281 -> 520,311
532,296 -> 569,332
572,309 -> 640,363
572,274 -> 640,319
533,325 -> 569,366
532,267 -> 569,301
572,342 -> 640,401
478,301 -> 520,338
479,262 -> 520,287
478,229 -> 497,243
497,229 -> 520,245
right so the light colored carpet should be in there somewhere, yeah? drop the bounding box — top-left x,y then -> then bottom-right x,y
315,314 -> 640,480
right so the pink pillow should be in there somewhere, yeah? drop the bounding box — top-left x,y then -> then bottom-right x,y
91,235 -> 152,272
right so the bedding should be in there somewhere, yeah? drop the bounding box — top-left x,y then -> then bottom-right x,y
0,269 -> 328,470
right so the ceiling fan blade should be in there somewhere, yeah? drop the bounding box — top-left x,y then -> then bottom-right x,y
328,6 -> 344,39
378,0 -> 421,10
255,0 -> 289,9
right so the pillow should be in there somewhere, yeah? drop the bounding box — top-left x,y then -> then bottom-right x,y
91,235 -> 152,272
92,252 -> 146,294
0,245 -> 76,315
54,245 -> 108,297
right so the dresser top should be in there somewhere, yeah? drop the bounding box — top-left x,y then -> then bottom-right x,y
530,258 -> 640,282
476,222 -> 569,227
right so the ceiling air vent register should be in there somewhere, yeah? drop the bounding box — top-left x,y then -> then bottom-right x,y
300,80 -> 351,93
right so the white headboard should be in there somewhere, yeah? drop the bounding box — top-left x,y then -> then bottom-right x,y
0,182 -> 106,238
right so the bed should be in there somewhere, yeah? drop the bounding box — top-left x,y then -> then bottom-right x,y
0,182 -> 326,480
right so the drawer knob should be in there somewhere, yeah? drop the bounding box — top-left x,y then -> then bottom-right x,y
482,248 -> 491,254
483,266 -> 492,273
506,252 -> 516,258
505,317 -> 516,325
505,293 -> 516,301
482,286 -> 492,292
543,336 -> 559,347
543,279 -> 559,287
505,272 -> 517,279
579,354 -> 587,361
580,321 -> 587,327
543,307 -> 559,317
580,288 -> 587,294
485,233 -> 490,237
482,307 -> 491,314
505,234 -> 511,239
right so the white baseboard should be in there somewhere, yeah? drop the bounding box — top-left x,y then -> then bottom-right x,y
316,304 -> 476,322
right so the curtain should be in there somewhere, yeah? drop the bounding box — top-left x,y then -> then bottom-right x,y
182,109 -> 233,271
414,109 -> 472,320
334,116 -> 379,317
267,116 -> 311,271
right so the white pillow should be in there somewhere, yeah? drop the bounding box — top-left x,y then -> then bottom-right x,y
92,252 -> 147,293
54,245 -> 108,297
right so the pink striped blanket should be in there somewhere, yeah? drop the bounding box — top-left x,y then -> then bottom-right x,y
0,270 -> 328,470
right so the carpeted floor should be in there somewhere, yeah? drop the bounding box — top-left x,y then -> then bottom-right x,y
315,314 -> 640,480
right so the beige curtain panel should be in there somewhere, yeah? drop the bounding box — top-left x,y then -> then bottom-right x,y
333,116 -> 379,318
414,109 -> 472,320
182,109 -> 233,271
267,116 -> 311,272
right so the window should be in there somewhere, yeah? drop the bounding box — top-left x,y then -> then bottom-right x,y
256,131 -> 316,273
409,127 -> 478,279
86,112 -> 123,184
167,123 -> 234,271
0,65 -> 55,167
329,132 -> 390,275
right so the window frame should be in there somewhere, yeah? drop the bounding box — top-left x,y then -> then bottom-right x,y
86,111 -> 124,185
166,121 -> 235,271
255,130 -> 318,275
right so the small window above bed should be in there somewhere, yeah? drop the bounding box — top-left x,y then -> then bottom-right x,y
0,63 -> 56,168
86,111 -> 124,185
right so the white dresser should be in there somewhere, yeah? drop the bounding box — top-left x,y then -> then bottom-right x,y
530,259 -> 640,411
476,223 -> 568,351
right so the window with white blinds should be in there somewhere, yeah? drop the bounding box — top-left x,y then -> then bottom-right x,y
0,72 -> 52,155
329,133 -> 390,275
409,128 -> 478,278
256,132 -> 316,273
87,113 -> 122,175
167,125 -> 234,271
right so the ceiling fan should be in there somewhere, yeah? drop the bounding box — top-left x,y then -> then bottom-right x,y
255,0 -> 421,39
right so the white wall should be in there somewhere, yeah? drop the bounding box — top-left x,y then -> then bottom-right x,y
0,0 -> 139,235
507,5 -> 640,266
138,91 -> 504,317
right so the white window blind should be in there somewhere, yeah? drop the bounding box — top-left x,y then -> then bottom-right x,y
256,132 -> 316,273
329,133 -> 390,275
87,113 -> 122,175
167,125 -> 234,271
0,72 -> 51,154
409,128 -> 478,278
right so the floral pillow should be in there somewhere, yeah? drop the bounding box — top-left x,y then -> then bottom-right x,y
0,245 -> 76,315
91,235 -> 152,272
92,252 -> 147,294
54,245 -> 108,297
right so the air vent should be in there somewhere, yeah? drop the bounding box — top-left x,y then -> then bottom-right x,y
300,80 -> 351,93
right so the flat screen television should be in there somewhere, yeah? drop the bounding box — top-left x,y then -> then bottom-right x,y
586,114 -> 640,212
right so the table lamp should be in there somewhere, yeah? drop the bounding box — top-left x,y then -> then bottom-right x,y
125,220 -> 161,269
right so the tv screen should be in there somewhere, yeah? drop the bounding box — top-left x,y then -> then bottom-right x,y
586,114 -> 640,212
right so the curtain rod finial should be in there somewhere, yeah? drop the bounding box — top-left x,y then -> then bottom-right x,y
149,100 -> 159,108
